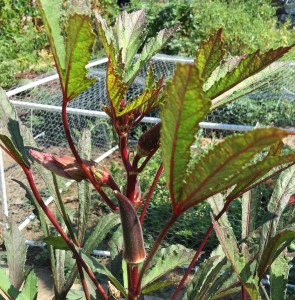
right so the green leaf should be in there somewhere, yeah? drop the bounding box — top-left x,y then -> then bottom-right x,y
80,251 -> 127,298
180,128 -> 293,211
0,89 -> 30,167
258,165 -> 295,274
36,0 -> 65,71
258,227 -> 295,280
212,215 -> 260,299
117,75 -> 164,117
160,63 -> 210,205
4,219 -> 28,290
63,14 -> 96,101
84,213 -> 120,254
0,268 -> 19,299
0,134 -> 29,167
7,119 -> 30,166
209,62 -> 286,110
16,270 -> 37,300
208,193 -> 232,230
211,287 -> 241,300
142,280 -> 175,295
270,251 -> 291,300
43,236 -> 70,251
94,12 -> 116,64
206,46 -> 293,100
106,59 -> 128,115
195,28 -> 226,80
183,249 -> 226,300
130,23 -> 179,84
113,10 -> 147,80
229,153 -> 295,200
142,244 -> 194,288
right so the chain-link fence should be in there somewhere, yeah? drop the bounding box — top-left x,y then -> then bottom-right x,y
1,54 -> 294,250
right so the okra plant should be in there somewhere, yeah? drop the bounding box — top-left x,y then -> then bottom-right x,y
0,1 -> 295,299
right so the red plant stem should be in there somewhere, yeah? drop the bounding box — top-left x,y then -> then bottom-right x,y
137,146 -> 159,173
61,102 -> 118,211
77,263 -> 91,300
119,134 -> 132,172
171,197 -> 233,300
126,174 -> 138,203
241,284 -> 247,300
23,167 -> 109,300
135,214 -> 179,297
128,264 -> 139,300
140,163 -> 163,224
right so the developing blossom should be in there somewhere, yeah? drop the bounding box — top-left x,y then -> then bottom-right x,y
90,165 -> 111,186
29,149 -> 95,182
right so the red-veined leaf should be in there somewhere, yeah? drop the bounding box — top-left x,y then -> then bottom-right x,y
206,46 -> 293,101
258,227 -> 295,280
160,63 -> 210,206
180,128 -> 293,211
195,28 -> 226,80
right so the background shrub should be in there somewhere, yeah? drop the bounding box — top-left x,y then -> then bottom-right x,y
129,0 -> 295,56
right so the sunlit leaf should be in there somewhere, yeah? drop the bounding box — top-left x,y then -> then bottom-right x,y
130,23 -> 179,83
94,12 -> 116,64
229,154 -> 295,199
118,75 -> 164,117
195,28 -> 226,80
180,129 -> 293,211
36,0 -> 65,71
113,10 -> 147,79
63,14 -> 96,101
160,63 -> 210,205
206,46 -> 293,100
106,59 -> 128,115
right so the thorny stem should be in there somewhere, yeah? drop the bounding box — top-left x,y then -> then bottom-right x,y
140,163 -> 163,224
171,197 -> 233,300
135,214 -> 179,297
23,167 -> 109,300
61,102 -> 118,211
77,263 -> 91,300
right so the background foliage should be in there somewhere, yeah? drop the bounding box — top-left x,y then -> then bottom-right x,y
1,0 -> 295,88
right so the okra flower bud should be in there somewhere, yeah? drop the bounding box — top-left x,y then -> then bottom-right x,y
90,165 -> 110,186
137,123 -> 161,157
29,149 -> 95,182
